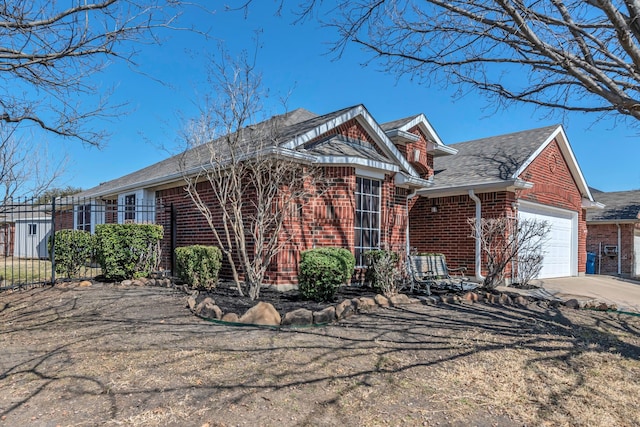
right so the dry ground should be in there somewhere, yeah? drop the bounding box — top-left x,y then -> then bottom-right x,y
1,283 -> 639,427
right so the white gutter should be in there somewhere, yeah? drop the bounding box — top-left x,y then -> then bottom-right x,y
417,179 -> 533,198
468,190 -> 485,282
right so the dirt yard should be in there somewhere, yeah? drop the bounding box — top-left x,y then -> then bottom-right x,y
1,282 -> 639,427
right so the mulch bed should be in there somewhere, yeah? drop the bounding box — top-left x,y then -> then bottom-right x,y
196,282 -> 381,317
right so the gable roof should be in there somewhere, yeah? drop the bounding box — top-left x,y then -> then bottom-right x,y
77,105 -> 428,199
587,190 -> 640,223
421,124 -> 595,201
381,114 -> 457,157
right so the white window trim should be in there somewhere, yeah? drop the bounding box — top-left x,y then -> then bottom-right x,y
73,201 -> 106,234
117,190 -> 156,224
354,176 -> 382,267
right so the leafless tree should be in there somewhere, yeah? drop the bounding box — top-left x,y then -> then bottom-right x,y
296,0 -> 640,125
181,51 -> 324,300
468,216 -> 550,288
1,1 -> 198,145
0,126 -> 66,206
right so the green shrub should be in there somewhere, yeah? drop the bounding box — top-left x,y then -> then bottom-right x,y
49,229 -> 95,278
298,249 -> 344,302
175,245 -> 222,289
365,249 -> 400,292
312,247 -> 355,284
95,223 -> 163,281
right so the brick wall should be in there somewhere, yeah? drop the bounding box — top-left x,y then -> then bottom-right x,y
157,165 -> 410,286
586,223 -> 637,276
409,191 -> 515,277
517,138 -> 587,273
393,125 -> 434,179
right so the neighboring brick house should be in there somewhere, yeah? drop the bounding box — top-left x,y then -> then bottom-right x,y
71,105 -> 443,285
586,189 -> 640,277
402,124 -> 600,283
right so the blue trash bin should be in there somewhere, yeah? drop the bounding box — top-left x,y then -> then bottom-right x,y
586,252 -> 596,274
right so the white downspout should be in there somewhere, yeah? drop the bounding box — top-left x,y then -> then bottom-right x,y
468,190 -> 485,282
617,223 -> 622,276
406,189 -> 418,256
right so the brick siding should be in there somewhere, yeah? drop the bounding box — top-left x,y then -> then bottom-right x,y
586,223 -> 637,276
517,138 -> 587,273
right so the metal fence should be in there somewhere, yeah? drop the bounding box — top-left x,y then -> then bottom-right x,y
0,197 -> 167,290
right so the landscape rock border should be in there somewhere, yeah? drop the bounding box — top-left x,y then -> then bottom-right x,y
38,278 -> 622,327
186,286 -> 621,328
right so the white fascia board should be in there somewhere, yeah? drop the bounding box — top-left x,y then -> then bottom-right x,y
587,219 -> 639,225
582,199 -> 606,209
315,156 -> 400,172
385,129 -> 420,143
283,105 -> 418,176
398,114 -> 446,147
85,147 -> 318,200
514,125 -> 594,202
431,145 -> 458,156
417,179 -> 531,198
394,173 -> 433,189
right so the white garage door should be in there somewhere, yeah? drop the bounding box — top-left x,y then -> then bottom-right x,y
518,202 -> 577,279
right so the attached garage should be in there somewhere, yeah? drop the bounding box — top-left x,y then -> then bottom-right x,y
518,202 -> 578,279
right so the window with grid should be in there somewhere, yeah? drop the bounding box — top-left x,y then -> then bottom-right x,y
354,176 -> 381,267
124,194 -> 136,222
76,204 -> 91,232
28,223 -> 37,236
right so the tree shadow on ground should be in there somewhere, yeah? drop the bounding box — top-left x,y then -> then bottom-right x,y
1,284 -> 639,426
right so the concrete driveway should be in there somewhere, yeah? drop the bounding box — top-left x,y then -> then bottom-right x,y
532,275 -> 640,313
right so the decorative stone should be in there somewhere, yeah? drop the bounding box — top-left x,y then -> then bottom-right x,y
79,280 -> 92,287
389,294 -> 412,306
374,294 -> 390,307
121,280 -> 133,286
221,312 -> 239,323
187,295 -> 198,311
335,299 -> 355,319
238,302 -> 281,326
195,298 -> 222,320
132,279 -> 145,286
498,294 -> 512,305
281,308 -> 314,326
352,297 -> 377,312
463,292 -> 479,303
408,297 -> 421,304
313,306 -> 336,324
564,298 -> 580,309
514,296 -> 528,306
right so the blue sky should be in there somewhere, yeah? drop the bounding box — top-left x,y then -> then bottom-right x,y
51,2 -> 640,193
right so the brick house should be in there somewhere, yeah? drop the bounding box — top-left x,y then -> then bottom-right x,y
586,189 -> 640,277
71,105 -> 443,284
403,124 -> 600,283
70,106 -> 599,286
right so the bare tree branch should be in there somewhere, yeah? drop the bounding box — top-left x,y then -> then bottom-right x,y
299,0 -> 640,125
1,1 -> 202,145
181,49 -> 326,300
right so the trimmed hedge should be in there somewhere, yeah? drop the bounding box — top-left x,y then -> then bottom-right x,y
95,223 -> 163,281
298,249 -> 346,302
175,245 -> 222,289
49,229 -> 95,278
311,247 -> 355,284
